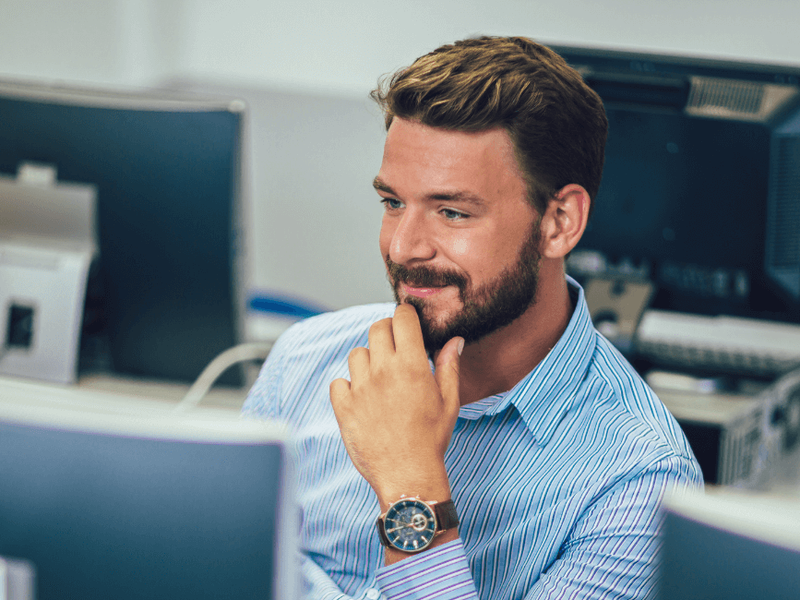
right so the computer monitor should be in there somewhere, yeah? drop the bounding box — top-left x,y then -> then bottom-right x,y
0,79 -> 245,383
553,45 -> 800,323
0,380 -> 295,600
660,489 -> 800,600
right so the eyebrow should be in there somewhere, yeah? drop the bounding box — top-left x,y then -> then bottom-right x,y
372,177 -> 394,195
372,176 -> 486,206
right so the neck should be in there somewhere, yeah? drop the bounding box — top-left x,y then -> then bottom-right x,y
448,261 -> 573,406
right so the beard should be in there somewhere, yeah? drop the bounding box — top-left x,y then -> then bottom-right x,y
386,221 -> 542,354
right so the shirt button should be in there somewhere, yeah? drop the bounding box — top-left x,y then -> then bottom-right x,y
366,589 -> 381,600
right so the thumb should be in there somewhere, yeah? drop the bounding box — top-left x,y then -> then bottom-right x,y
435,336 -> 464,408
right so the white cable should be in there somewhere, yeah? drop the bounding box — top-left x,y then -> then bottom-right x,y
176,342 -> 274,411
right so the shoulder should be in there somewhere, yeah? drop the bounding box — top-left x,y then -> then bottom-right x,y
580,333 -> 701,479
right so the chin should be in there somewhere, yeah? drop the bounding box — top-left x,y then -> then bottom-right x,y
400,295 -> 456,324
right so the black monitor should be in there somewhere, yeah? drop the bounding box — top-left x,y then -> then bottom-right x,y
0,379 -> 295,600
660,489 -> 800,600
553,45 -> 800,323
0,80 -> 245,383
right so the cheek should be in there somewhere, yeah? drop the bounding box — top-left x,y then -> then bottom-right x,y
379,218 -> 394,257
451,235 -> 469,257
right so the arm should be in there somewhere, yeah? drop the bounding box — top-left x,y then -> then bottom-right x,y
528,456 -> 703,600
329,304 -> 482,599
245,308 -> 477,599
301,553 -> 364,600
329,304 -> 464,564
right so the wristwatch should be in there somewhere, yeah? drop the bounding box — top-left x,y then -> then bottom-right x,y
376,497 -> 459,553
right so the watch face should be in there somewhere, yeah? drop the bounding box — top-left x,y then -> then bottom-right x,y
383,499 -> 437,553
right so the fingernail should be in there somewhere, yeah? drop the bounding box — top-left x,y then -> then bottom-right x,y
457,338 -> 465,356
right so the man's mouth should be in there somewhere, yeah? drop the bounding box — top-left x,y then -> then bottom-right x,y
400,283 -> 445,298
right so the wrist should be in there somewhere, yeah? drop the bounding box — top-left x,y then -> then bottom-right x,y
374,467 -> 452,512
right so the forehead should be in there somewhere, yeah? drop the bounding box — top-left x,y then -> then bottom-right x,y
377,118 -> 529,204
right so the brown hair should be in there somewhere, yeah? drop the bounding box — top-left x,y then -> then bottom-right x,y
370,36 -> 608,216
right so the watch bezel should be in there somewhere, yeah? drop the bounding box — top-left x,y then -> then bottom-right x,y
382,498 -> 438,553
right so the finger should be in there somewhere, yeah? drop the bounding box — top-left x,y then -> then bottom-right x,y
434,336 -> 464,410
329,377 -> 351,409
368,317 -> 396,357
348,346 -> 371,380
390,303 -> 428,361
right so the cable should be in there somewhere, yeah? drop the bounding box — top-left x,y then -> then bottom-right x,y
175,342 -> 274,411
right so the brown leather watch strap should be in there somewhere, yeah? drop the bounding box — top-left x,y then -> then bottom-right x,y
376,516 -> 391,546
433,499 -> 459,531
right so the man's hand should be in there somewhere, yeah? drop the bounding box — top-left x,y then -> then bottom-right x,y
329,304 -> 463,511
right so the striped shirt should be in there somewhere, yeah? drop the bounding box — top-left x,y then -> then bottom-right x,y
243,278 -> 703,599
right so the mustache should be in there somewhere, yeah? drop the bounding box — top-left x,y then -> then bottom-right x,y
385,256 -> 468,290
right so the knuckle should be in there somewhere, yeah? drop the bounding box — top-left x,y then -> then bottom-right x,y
349,347 -> 369,362
396,303 -> 417,319
369,317 -> 392,336
329,377 -> 347,394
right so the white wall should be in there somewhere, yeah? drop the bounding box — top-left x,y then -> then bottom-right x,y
175,0 -> 800,97
3,1 -> 799,94
0,0 -> 182,87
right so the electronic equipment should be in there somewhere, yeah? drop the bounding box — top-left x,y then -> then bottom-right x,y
0,80 -> 246,384
583,276 -> 653,355
0,166 -> 98,383
651,368 -> 800,486
0,377 -> 296,600
555,45 -> 800,324
660,489 -> 800,600
637,309 -> 800,377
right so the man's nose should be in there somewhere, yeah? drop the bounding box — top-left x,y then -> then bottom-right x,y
388,208 -> 436,265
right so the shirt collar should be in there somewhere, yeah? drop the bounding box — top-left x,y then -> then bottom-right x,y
459,276 -> 596,446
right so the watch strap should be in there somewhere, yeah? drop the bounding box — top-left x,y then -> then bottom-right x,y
433,499 -> 459,531
377,515 -> 391,547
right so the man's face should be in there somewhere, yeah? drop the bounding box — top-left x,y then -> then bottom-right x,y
375,118 -> 542,353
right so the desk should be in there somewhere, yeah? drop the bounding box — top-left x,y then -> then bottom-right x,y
77,373 -> 249,410
0,372 -> 249,413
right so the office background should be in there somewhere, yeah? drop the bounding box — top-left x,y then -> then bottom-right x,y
3,4 -> 800,593
3,0 -> 800,317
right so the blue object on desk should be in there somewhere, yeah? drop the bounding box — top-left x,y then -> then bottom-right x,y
249,292 -> 327,320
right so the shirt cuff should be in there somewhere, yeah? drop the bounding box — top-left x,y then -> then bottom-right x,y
375,540 -> 478,600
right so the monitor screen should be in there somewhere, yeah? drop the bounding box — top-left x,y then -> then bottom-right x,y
553,45 -> 800,323
0,381 -> 295,600
0,80 -> 245,383
660,489 -> 800,600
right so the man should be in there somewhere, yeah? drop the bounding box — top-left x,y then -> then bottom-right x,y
244,36 -> 702,599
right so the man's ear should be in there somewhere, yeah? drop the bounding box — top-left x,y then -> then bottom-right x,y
539,184 -> 590,259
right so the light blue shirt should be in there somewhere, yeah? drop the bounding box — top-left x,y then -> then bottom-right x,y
243,278 -> 703,599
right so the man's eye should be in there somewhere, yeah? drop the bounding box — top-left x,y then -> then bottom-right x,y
442,208 -> 468,221
381,198 -> 403,210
